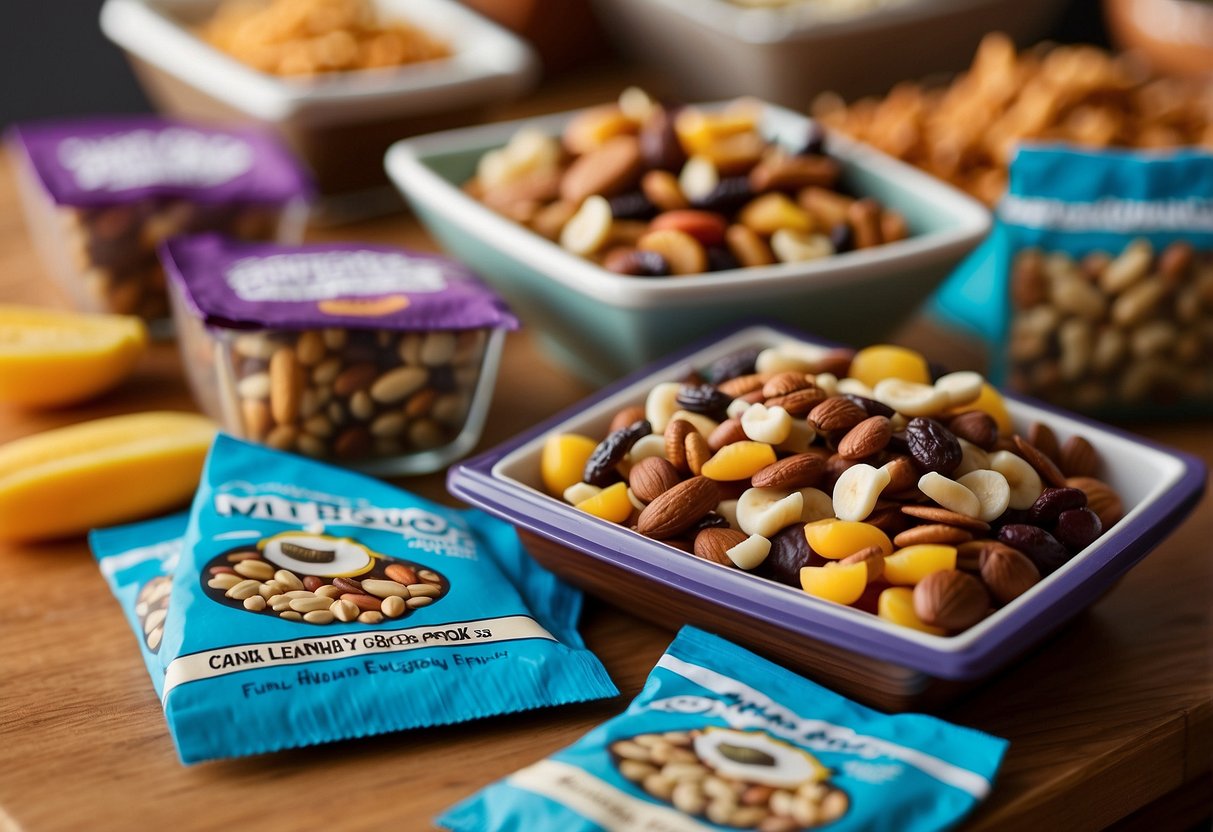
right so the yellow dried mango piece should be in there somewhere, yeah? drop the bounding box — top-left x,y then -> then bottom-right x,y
575,482 -> 632,523
803,519 -> 892,559
675,107 -> 759,155
882,544 -> 957,586
701,441 -> 777,481
0,411 -> 216,542
848,345 -> 931,388
0,306 -> 147,408
878,587 -> 945,635
800,562 -> 867,606
541,433 -> 599,497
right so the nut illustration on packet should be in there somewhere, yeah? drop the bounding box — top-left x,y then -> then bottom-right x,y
92,436 -> 617,764
441,627 -> 1007,832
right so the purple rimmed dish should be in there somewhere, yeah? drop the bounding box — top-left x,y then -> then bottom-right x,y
447,321 -> 1205,710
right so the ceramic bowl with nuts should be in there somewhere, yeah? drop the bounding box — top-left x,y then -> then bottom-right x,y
162,234 -> 517,475
8,116 -> 311,332
387,96 -> 989,382
448,323 -> 1205,710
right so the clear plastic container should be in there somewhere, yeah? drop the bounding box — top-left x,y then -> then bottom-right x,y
9,117 -> 310,333
162,235 -> 516,475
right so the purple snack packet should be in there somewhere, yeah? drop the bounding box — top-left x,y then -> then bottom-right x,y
8,115 -> 312,207
160,234 -> 518,332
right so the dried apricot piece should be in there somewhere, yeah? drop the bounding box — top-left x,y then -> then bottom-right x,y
848,345 -> 931,388
575,482 -> 633,523
800,562 -> 868,605
877,587 -> 946,635
803,519 -> 892,559
882,544 -> 958,586
541,433 -> 598,496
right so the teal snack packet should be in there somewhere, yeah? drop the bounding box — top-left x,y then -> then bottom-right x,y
441,627 -> 1008,832
99,434 -> 616,764
934,145 -> 1213,417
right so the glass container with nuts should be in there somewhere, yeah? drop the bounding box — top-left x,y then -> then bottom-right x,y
162,234 -> 517,475
8,117 -> 311,333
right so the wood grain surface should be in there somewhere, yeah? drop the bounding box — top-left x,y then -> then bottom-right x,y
0,85 -> 1209,832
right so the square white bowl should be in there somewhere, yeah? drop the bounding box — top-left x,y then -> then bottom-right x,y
386,102 -> 991,383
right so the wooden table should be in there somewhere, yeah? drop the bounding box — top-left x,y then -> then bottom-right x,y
0,104 -> 1209,831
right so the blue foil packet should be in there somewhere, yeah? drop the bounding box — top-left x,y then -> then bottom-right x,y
91,434 -> 617,764
441,627 -> 1008,832
934,145 -> 1213,416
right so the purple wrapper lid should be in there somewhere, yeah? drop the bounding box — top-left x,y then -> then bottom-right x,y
161,234 -> 519,332
8,116 -> 312,207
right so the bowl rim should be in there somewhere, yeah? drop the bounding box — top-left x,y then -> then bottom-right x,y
385,101 -> 991,310
99,0 -> 539,124
447,321 -> 1207,680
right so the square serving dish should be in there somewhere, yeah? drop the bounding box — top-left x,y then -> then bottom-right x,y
589,0 -> 1064,106
100,0 -> 538,201
447,322 -> 1206,711
386,102 -> 990,384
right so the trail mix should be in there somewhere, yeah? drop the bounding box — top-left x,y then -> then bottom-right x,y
466,88 -> 911,276
541,341 -> 1126,635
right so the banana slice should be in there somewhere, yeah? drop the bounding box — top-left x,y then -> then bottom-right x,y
737,487 -> 804,537
645,382 -> 683,433
626,433 -> 668,465
777,419 -> 817,454
933,371 -> 984,407
726,533 -> 772,570
798,487 -> 835,522
836,377 -> 874,398
873,378 -> 949,417
989,450 -> 1044,510
563,482 -> 601,505
715,498 -> 740,530
831,463 -> 890,522
560,195 -> 613,256
679,155 -> 719,202
755,343 -> 831,374
726,397 -> 752,419
741,402 -> 792,445
626,487 -> 648,512
813,372 -> 839,396
953,437 -> 991,477
956,469 -> 1011,522
917,471 -> 982,518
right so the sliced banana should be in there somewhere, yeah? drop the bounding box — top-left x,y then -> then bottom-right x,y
956,469 -> 1011,522
953,437 -> 991,477
989,450 -> 1044,510
813,372 -> 839,396
563,482 -> 601,505
645,382 -> 682,433
831,463 -> 890,522
737,487 -> 805,537
679,155 -> 719,202
626,487 -> 648,512
798,487 -> 835,522
727,533 -> 772,571
560,195 -> 614,256
618,86 -> 656,122
726,397 -> 752,419
626,433 -> 668,465
756,342 -> 831,374
917,471 -> 982,518
873,378 -> 949,417
669,409 -> 719,440
740,403 -> 792,445
777,419 -> 817,454
715,499 -> 740,530
933,371 -> 984,407
836,377 -> 874,398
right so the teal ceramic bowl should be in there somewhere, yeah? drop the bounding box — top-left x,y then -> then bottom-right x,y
385,102 -> 991,383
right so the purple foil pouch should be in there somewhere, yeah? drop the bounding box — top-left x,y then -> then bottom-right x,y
160,234 -> 518,332
7,115 -> 312,207
161,235 -> 518,475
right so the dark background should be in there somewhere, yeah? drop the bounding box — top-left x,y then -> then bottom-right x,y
0,0 -> 1109,127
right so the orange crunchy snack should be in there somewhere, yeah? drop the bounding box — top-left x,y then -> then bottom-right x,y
202,0 -> 450,77
813,33 -> 1213,205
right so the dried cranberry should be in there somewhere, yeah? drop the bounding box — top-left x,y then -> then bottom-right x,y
998,524 -> 1071,574
1054,508 -> 1103,553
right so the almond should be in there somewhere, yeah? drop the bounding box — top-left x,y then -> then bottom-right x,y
807,397 -> 866,432
1012,435 -> 1067,488
636,476 -> 721,539
840,544 -> 884,582
893,524 -> 973,547
750,453 -> 826,489
900,504 -> 990,534
913,570 -> 989,631
1065,476 -> 1124,528
837,415 -> 892,460
978,542 -> 1040,604
882,455 -> 919,495
1059,435 -> 1100,478
269,346 -> 301,425
609,405 -> 648,434
665,419 -> 694,472
708,418 -> 747,451
1027,421 -> 1061,464
692,527 -> 748,566
761,371 -> 813,398
629,457 -> 682,503
685,432 -> 712,476
718,372 -> 771,398
947,410 -> 998,450
560,135 -> 643,204
766,387 -> 826,417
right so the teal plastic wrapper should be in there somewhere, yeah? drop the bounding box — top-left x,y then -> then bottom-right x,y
933,145 -> 1213,416
440,627 -> 1008,832
91,435 -> 617,764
